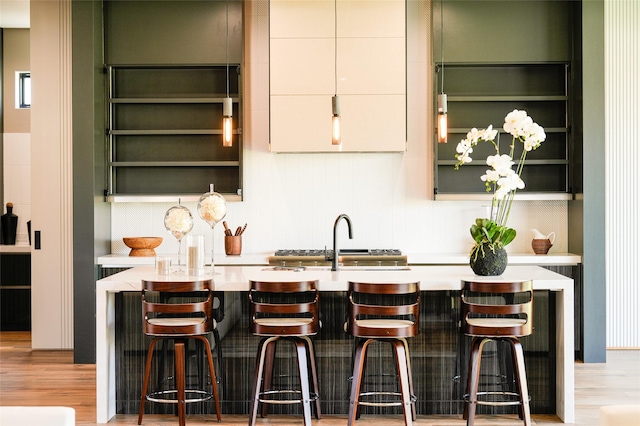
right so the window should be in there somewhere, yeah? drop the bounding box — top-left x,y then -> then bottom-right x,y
16,71 -> 31,109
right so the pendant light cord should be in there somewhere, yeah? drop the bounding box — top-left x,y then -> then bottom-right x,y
226,0 -> 230,98
334,0 -> 338,97
440,0 -> 444,94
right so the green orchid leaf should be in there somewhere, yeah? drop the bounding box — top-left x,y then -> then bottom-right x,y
469,224 -> 484,243
501,228 -> 517,246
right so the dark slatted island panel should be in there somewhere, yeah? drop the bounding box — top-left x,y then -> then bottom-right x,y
113,290 -> 556,417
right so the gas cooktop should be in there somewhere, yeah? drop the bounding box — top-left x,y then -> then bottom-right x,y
269,249 -> 406,267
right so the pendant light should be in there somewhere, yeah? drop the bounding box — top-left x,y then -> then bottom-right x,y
332,95 -> 341,146
437,93 -> 447,143
222,0 -> 233,147
331,0 -> 341,146
437,0 -> 448,143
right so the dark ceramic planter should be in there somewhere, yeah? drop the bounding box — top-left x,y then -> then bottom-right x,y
470,242 -> 508,276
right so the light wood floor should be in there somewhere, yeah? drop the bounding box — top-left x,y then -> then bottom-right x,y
1,331 -> 638,425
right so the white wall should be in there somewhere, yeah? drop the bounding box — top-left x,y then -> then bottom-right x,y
110,1 -> 569,259
604,0 -> 639,348
2,28 -> 30,244
2,133 -> 30,244
29,0 -> 74,349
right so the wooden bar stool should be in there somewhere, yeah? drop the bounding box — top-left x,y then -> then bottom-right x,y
461,280 -> 533,426
138,278 -> 221,426
156,292 -> 225,395
248,280 -> 321,426
346,281 -> 420,426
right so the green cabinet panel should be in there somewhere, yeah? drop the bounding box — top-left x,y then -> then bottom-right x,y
104,0 -> 242,65
433,1 -> 577,199
434,63 -> 571,197
434,1 -> 573,64
103,1 -> 243,202
106,65 -> 243,201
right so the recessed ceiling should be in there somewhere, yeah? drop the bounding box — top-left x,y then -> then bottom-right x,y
0,0 -> 30,28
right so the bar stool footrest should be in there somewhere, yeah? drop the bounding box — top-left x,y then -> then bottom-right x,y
358,391 -> 417,407
147,389 -> 214,404
258,390 -> 320,405
464,391 -> 530,407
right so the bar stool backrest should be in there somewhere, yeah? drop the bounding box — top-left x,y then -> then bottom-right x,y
141,279 -> 214,337
347,281 -> 420,338
249,280 -> 320,336
461,280 -> 533,338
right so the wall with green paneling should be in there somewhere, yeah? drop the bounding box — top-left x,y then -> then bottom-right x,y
434,0 -> 573,63
104,0 -> 242,65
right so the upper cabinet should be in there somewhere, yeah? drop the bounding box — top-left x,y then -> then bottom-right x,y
106,65 -> 242,202
103,0 -> 243,202
433,0 -> 578,200
436,63 -> 571,199
269,0 -> 406,153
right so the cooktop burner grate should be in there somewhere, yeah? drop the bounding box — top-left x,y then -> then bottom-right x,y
274,249 -> 402,257
274,249 -> 331,257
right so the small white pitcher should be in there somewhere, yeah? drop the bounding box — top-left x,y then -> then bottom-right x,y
531,229 -> 555,254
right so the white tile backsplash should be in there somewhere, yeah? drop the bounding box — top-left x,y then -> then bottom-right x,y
109,166 -> 568,258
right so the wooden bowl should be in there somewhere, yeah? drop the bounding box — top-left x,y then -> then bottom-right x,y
123,237 -> 163,257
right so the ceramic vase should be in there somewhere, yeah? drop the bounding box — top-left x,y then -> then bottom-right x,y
1,203 -> 18,245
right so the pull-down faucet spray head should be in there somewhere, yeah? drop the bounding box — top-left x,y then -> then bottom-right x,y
332,214 -> 353,271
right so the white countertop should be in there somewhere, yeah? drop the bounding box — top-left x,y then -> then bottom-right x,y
97,252 -> 271,266
7,248 -> 582,265
98,252 -> 582,267
96,264 -> 574,293
408,252 -> 581,265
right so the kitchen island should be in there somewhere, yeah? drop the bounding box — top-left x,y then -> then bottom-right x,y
96,264 -> 574,423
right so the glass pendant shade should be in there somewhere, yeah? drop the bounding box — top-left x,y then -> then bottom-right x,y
332,95 -> 341,145
437,93 -> 448,143
222,97 -> 233,147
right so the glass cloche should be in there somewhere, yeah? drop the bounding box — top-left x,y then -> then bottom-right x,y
197,184 -> 227,227
164,202 -> 194,272
197,184 -> 227,272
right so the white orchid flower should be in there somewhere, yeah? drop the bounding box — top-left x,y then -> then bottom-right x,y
481,125 -> 498,141
456,139 -> 473,154
481,169 -> 501,183
466,128 -> 482,143
498,170 -> 525,192
503,109 -> 528,137
486,154 -> 514,176
453,109 -> 545,248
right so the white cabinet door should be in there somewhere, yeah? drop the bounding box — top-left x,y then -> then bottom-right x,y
269,0 -> 406,153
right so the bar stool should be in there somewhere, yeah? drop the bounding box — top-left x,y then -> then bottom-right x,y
248,280 -> 321,426
346,281 -> 420,426
138,278 -> 221,426
461,279 -> 533,426
156,292 -> 225,393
